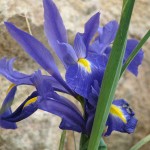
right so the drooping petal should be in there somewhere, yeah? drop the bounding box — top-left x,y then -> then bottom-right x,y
31,70 -> 85,132
66,53 -> 107,98
124,39 -> 144,76
80,12 -> 100,49
5,22 -> 62,81
74,33 -> 86,58
2,91 -> 39,122
43,0 -> 69,68
98,20 -> 118,52
0,85 -> 17,129
38,95 -> 85,132
105,99 -> 137,136
0,58 -> 33,85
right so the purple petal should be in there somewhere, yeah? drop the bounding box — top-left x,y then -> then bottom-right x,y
89,40 -> 105,55
2,91 -> 38,122
0,85 -> 17,129
57,42 -> 78,66
43,0 -> 68,68
5,22 -> 62,81
124,39 -> 144,76
43,75 -> 69,94
0,58 -> 33,85
66,53 -> 107,98
81,12 -> 100,49
5,22 -> 73,94
38,95 -> 85,132
74,33 -> 86,58
105,99 -> 137,136
31,71 -> 84,132
98,20 -> 118,52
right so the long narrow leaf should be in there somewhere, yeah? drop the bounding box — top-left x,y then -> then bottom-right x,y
87,1 -> 135,150
121,30 -> 150,76
130,134 -> 150,150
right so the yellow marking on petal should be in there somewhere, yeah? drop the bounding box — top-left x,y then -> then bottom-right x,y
110,104 -> 127,123
6,83 -> 16,94
23,97 -> 38,108
78,58 -> 91,73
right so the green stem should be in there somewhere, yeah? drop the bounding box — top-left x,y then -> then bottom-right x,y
87,0 -> 135,150
59,130 -> 66,150
73,132 -> 77,150
130,134 -> 150,150
80,134 -> 89,150
120,30 -> 150,76
79,135 -> 107,150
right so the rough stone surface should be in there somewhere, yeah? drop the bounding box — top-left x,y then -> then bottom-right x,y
0,0 -> 150,150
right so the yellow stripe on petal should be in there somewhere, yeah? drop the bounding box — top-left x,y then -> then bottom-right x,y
110,104 -> 127,123
78,58 -> 91,73
6,83 -> 16,94
23,97 -> 38,108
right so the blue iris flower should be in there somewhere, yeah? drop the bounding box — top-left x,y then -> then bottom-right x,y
0,0 -> 143,136
1,70 -> 85,132
85,80 -> 137,135
89,20 -> 144,76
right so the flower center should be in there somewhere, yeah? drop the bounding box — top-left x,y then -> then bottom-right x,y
78,58 -> 91,73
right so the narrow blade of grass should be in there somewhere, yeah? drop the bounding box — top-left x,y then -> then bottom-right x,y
121,30 -> 150,76
130,134 -> 150,150
59,130 -> 66,150
87,0 -> 135,149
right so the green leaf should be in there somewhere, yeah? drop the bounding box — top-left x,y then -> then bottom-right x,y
98,138 -> 107,150
130,134 -> 150,150
59,130 -> 66,150
120,30 -> 150,76
87,1 -> 135,150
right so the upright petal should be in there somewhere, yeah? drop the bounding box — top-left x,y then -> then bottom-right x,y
124,39 -> 144,76
38,95 -> 85,132
98,20 -> 118,52
43,0 -> 69,68
105,99 -> 137,136
0,58 -> 33,85
0,85 -> 17,129
74,33 -> 86,58
57,42 -> 78,66
81,12 -> 100,49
